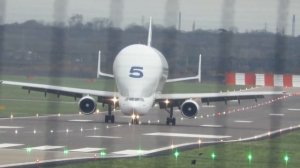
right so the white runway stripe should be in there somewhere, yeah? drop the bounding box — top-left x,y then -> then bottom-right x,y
269,113 -> 284,116
200,124 -> 223,128
0,126 -> 23,129
70,147 -> 105,153
68,120 -> 93,122
288,109 -> 300,111
87,135 -> 122,139
144,132 -> 231,139
234,120 -> 253,123
0,143 -> 24,148
112,150 -> 148,155
31,145 -> 64,150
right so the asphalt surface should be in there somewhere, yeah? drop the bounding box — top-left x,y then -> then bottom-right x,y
0,87 -> 300,167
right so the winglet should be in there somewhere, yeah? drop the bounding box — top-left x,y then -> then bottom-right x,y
147,17 -> 152,46
198,54 -> 202,83
97,50 -> 101,78
166,54 -> 202,83
97,50 -> 114,78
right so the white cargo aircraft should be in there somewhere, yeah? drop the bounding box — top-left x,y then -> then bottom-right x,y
0,19 -> 284,125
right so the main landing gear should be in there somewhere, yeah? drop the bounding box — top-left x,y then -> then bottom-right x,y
166,106 -> 176,126
105,104 -> 115,123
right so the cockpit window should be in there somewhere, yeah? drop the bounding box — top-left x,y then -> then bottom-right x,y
125,98 -> 144,101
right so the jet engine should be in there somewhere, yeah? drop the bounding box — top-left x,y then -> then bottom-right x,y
79,96 -> 97,114
180,99 -> 199,118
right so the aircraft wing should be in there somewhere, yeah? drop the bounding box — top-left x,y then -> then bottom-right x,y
155,91 -> 286,104
0,80 -> 118,100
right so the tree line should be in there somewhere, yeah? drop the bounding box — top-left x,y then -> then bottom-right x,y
0,15 -> 299,82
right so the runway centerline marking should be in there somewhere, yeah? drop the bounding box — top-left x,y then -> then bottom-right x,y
0,126 -> 24,129
144,132 -> 231,139
0,143 -> 24,148
86,135 -> 122,139
68,119 -> 93,122
31,145 -> 65,150
112,150 -> 149,155
234,120 -> 253,123
269,113 -> 284,116
200,124 -> 223,128
70,147 -> 105,153
288,109 -> 300,111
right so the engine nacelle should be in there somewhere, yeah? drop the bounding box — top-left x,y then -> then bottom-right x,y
180,99 -> 199,118
79,96 -> 97,115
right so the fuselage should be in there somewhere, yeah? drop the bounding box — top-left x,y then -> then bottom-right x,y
113,44 -> 168,116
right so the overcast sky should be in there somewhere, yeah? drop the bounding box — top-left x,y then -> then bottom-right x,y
2,0 -> 300,35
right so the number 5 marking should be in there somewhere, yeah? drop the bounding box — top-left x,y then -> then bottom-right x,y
129,66 -> 144,78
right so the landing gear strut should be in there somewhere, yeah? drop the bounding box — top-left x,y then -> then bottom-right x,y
166,106 -> 176,126
131,114 -> 139,125
105,104 -> 115,123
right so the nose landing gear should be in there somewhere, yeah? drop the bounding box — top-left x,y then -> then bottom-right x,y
131,114 -> 140,125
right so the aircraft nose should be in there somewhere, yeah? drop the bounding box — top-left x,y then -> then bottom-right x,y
127,101 -> 147,115
119,97 -> 154,116
129,101 -> 140,111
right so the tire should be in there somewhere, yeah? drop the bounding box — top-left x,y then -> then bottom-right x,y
111,115 -> 115,123
172,118 -> 176,126
134,119 -> 139,124
166,118 -> 170,125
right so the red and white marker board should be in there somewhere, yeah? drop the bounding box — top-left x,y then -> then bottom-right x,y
226,72 -> 300,87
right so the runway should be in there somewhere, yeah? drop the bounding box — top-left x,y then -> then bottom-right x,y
0,87 -> 300,167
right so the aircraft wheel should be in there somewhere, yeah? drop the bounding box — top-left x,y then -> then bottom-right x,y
111,115 -> 115,123
132,118 -> 139,124
105,115 -> 115,123
172,118 -> 176,126
166,117 -> 176,126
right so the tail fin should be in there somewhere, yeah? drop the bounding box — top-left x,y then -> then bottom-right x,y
97,50 -> 114,78
147,17 -> 152,46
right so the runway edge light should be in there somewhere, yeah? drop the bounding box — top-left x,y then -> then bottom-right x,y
284,153 -> 289,165
247,152 -> 253,163
174,149 -> 180,159
211,152 -> 216,160
26,147 -> 32,154
100,150 -> 107,157
63,148 -> 69,155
